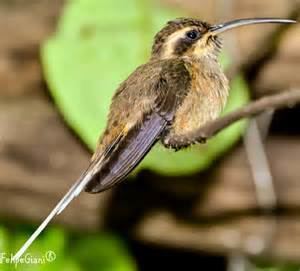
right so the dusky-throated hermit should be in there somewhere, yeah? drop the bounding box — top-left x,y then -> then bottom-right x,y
13,17 -> 296,260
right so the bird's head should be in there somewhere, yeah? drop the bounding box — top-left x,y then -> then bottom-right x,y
151,17 -> 296,60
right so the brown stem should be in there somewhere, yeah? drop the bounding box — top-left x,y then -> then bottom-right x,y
167,89 -> 300,147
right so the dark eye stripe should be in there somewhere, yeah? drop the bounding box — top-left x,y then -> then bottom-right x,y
174,38 -> 192,55
173,30 -> 200,56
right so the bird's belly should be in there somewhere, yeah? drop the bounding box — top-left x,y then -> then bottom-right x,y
169,77 -> 227,137
172,94 -> 221,136
162,58 -> 229,145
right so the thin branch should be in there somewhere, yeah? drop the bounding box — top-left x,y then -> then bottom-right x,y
167,89 -> 300,148
244,115 -> 277,210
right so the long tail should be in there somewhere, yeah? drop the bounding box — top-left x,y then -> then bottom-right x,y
12,163 -> 98,262
12,113 -> 167,261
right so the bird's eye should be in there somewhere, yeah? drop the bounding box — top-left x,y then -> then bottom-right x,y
186,30 -> 199,40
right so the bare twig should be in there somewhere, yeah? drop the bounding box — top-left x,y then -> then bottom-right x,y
166,89 -> 300,148
244,118 -> 277,210
243,118 -> 278,260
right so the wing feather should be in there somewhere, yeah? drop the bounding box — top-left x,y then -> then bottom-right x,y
85,59 -> 191,193
85,113 -> 167,193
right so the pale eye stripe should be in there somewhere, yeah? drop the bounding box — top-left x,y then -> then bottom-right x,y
161,27 -> 194,59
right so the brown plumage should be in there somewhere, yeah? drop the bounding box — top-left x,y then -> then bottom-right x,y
151,18 -> 211,56
85,18 -> 228,192
13,17 -> 296,260
86,58 -> 191,192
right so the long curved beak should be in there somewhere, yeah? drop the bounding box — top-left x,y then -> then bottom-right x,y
210,18 -> 297,35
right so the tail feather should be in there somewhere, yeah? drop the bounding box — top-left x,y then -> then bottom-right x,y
12,113 -> 166,261
12,164 -> 96,262
12,132 -> 126,261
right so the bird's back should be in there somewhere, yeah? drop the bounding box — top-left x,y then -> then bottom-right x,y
85,58 -> 191,192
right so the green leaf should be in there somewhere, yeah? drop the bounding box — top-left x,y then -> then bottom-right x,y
0,226 -> 10,271
70,233 -> 136,271
42,0 -> 250,176
0,224 -> 135,271
0,226 -> 77,271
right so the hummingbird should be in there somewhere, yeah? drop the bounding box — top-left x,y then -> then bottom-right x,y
13,17 -> 296,260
